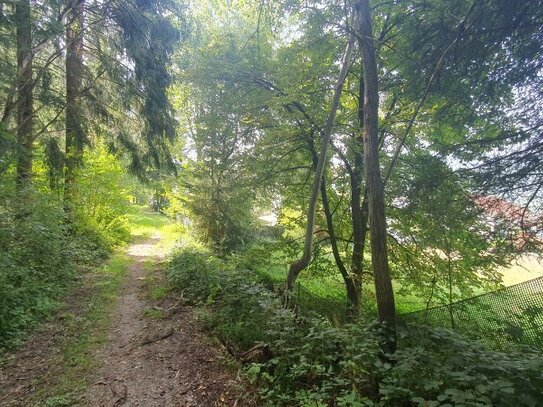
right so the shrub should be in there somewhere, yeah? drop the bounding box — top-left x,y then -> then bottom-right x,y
255,318 -> 383,406
0,184 -> 116,350
74,142 -> 132,248
167,247 -> 222,304
168,247 -> 283,348
74,209 -> 130,250
0,192 -> 73,349
207,272 -> 283,350
167,247 -> 543,407
382,325 -> 543,407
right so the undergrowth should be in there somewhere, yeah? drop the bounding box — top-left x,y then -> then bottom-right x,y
168,246 -> 543,407
0,188 -> 131,351
0,192 -> 110,351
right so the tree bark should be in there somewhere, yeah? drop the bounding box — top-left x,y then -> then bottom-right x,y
356,0 -> 396,351
285,34 -> 355,300
64,0 -> 85,219
446,242 -> 456,330
16,0 -> 33,190
307,134 -> 359,310
350,68 -> 367,299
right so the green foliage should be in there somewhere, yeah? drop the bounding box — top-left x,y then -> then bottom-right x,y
187,165 -> 255,253
2,0 -> 187,190
73,143 -> 132,248
256,319 -> 383,406
170,0 -> 543,322
388,152 -> 510,305
168,246 -> 283,348
110,0 -> 187,176
0,143 -> 130,349
167,247 -> 222,304
384,326 -> 543,407
169,247 -> 543,406
0,188 -> 103,349
258,321 -> 543,406
1,0 -> 542,405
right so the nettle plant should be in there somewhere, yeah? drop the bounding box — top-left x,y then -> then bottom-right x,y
381,326 -> 543,407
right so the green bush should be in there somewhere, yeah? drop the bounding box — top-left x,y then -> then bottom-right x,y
382,326 -> 543,407
74,142 -> 132,248
251,322 -> 543,407
0,193 -> 72,349
0,142 -> 129,351
208,273 -> 283,349
167,248 -> 543,407
167,247 -> 222,304
0,185 -> 115,350
168,247 -> 283,348
254,318 -> 383,406
74,209 -> 130,250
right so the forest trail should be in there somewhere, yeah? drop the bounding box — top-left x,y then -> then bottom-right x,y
83,230 -> 248,407
0,212 -> 252,407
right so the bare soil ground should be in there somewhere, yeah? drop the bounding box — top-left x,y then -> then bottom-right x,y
0,233 -> 255,407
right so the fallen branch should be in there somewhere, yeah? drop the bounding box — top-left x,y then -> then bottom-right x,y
151,293 -> 184,313
166,297 -> 183,311
240,343 -> 273,364
140,327 -> 174,347
125,327 -> 174,353
93,379 -> 127,407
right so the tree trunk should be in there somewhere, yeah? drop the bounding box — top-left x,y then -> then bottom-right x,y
351,184 -> 368,298
307,134 -> 359,311
322,182 -> 360,311
16,0 -> 33,190
285,34 -> 355,300
446,245 -> 456,330
356,0 -> 396,351
64,0 -> 85,219
350,68 -> 367,299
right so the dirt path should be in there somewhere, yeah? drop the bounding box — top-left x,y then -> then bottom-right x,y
83,233 -> 252,407
0,231 -> 254,406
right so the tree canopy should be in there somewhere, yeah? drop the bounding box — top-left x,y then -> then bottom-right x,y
1,0 -> 542,404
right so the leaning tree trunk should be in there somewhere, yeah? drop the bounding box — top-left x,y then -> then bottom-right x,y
16,0 -> 33,191
285,34 -> 355,301
64,0 -> 85,219
356,0 -> 397,352
307,134 -> 359,309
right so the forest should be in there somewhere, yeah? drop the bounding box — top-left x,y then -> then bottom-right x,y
0,0 -> 542,406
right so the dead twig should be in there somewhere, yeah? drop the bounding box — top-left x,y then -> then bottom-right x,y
151,298 -> 182,313
165,297 -> 183,311
151,293 -> 184,313
125,327 -> 174,353
93,379 -> 127,407
140,327 -> 174,347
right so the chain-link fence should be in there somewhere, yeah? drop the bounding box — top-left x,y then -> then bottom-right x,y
400,277 -> 543,350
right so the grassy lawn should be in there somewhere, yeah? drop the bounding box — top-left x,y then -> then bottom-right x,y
253,247 -> 543,319
499,255 -> 543,286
